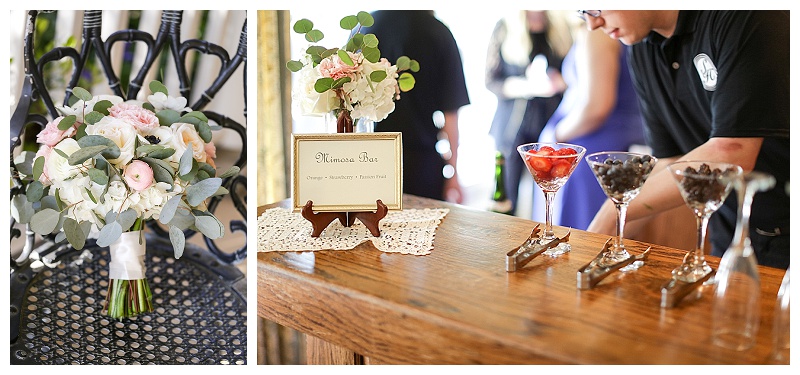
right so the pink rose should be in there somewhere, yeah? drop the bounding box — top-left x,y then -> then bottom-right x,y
318,54 -> 358,81
109,102 -> 160,131
123,160 -> 155,191
37,116 -> 76,147
204,141 -> 217,169
34,145 -> 52,184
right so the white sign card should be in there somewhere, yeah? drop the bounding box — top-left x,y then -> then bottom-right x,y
292,132 -> 403,212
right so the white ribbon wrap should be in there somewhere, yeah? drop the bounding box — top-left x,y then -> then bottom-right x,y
108,231 -> 146,280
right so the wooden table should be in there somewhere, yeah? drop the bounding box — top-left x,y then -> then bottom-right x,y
257,195 -> 787,364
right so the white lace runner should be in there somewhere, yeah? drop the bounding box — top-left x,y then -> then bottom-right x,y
257,207 -> 449,255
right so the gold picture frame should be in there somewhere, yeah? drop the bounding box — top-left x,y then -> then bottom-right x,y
292,132 -> 403,212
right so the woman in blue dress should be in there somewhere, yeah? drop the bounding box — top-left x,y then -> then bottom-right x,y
536,25 -> 645,230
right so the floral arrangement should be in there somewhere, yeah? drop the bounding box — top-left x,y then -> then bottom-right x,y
10,81 -> 239,319
286,11 -> 419,132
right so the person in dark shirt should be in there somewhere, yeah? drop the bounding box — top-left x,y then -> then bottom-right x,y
583,10 -> 789,269
360,10 -> 471,202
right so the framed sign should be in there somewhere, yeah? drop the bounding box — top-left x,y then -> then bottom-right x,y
292,132 -> 403,212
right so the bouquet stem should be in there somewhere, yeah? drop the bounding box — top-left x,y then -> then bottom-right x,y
103,220 -> 153,319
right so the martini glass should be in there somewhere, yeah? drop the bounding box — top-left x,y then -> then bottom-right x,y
668,161 -> 742,282
517,142 -> 586,256
586,152 -> 657,271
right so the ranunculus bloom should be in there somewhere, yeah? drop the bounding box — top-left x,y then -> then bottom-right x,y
56,95 -> 124,122
85,116 -> 137,167
124,160 -> 154,192
108,102 -> 160,131
37,116 -> 77,147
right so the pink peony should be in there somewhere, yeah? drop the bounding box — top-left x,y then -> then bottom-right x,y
37,117 -> 76,147
318,54 -> 358,81
123,160 -> 155,191
109,102 -> 160,131
34,145 -> 52,184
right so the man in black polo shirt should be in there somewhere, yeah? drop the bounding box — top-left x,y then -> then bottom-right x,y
582,10 -> 789,269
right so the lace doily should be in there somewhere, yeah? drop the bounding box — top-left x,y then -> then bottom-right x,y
257,207 -> 449,255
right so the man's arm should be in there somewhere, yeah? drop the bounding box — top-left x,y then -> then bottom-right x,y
442,110 -> 463,203
587,137 -> 763,236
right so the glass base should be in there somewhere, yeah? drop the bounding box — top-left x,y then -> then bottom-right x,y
672,261 -> 713,283
542,242 -> 571,257
712,330 -> 757,351
598,247 -> 642,271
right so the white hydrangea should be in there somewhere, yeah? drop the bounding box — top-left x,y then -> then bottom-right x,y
343,58 -> 399,122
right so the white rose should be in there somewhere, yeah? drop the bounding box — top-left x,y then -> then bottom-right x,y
168,122 -> 207,165
86,116 -> 137,167
147,92 -> 192,112
56,95 -> 124,122
45,138 -> 84,183
292,59 -> 339,116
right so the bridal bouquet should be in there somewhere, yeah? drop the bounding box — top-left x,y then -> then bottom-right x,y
11,81 -> 239,319
286,11 -> 418,132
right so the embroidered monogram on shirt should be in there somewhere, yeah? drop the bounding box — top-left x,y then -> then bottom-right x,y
693,53 -> 718,91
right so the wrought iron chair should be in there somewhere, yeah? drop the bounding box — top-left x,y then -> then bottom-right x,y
10,10 -> 248,365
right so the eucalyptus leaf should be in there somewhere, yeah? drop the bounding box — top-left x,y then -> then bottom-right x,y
337,49 -> 354,66
306,45 -> 326,58
370,70 -> 387,83
147,148 -> 175,159
293,19 -> 313,34
30,208 -> 60,235
179,160 -> 199,182
169,208 -> 196,230
197,162 -> 216,178
212,186 -> 230,197
346,34 -> 363,52
84,111 -> 105,125
218,165 -> 240,179
195,121 -> 212,143
396,56 -> 411,71
156,109 -> 181,127
320,48 -> 338,60
331,77 -> 351,90
93,99 -> 114,115
313,77 -> 334,93
410,59 -> 420,72
32,155 -> 45,181
286,60 -> 304,72
64,218 -> 88,250
362,46 -> 380,63
40,196 -> 59,211
115,208 -> 139,232
169,225 -> 186,259
195,214 -> 223,239
149,80 -> 169,95
87,168 -> 109,185
179,144 -> 194,176
14,151 -> 35,176
159,195 -> 183,225
77,135 -> 120,160
26,180 -> 44,203
185,177 -> 222,207
67,145 -> 107,166
142,102 -> 155,112
362,34 -> 379,48
85,188 -> 97,204
196,170 -> 210,181
53,148 -> 69,160
181,111 -> 209,122
75,123 -> 87,140
72,87 -> 93,102
54,231 -> 67,244
11,194 -> 35,223
96,221 -> 123,247
142,157 -> 175,185
357,11 -> 374,27
58,115 -> 77,131
305,29 -> 324,43
340,15 -> 358,30
398,72 -> 416,92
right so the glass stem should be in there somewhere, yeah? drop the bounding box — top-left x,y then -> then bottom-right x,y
615,202 -> 627,251
543,191 -> 556,240
695,214 -> 710,266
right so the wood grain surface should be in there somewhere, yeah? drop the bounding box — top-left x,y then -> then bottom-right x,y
257,195 -> 787,364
